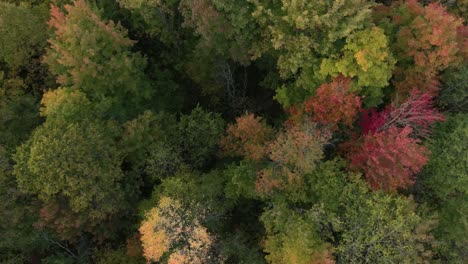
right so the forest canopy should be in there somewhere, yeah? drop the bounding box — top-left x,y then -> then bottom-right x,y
0,0 -> 466,263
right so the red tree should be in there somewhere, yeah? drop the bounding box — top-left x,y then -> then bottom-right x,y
303,76 -> 362,129
359,89 -> 444,138
349,126 -> 429,192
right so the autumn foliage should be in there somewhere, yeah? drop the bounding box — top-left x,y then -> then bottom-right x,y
349,126 -> 429,192
303,76 -> 362,129
359,90 -> 444,138
139,197 -> 214,264
378,0 -> 466,95
220,113 -> 274,161
2,0 -> 467,262
255,122 -> 329,196
44,0 -> 151,118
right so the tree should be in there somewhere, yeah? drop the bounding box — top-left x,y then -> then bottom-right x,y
422,114 -> 468,262
268,123 -> 329,174
255,122 -> 330,198
120,110 -> 183,182
249,0 -> 375,106
139,196 -> 217,263
0,74 -> 41,152
439,65 -> 468,113
39,87 -> 94,122
180,0 -> 259,64
220,113 -> 274,161
117,0 -> 184,45
176,106 -> 225,168
0,2 -> 48,70
376,0 -> 465,95
0,3 -> 50,151
349,126 -> 429,192
337,176 -> 435,263
13,117 -> 134,240
44,0 -> 152,119
303,76 -> 362,129
261,202 -> 335,264
0,145 -> 43,261
359,89 -> 444,138
224,161 -> 259,200
320,27 -> 395,106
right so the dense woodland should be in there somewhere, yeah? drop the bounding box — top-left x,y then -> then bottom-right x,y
0,0 -> 467,263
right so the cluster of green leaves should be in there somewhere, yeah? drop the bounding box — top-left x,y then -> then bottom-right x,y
421,114 -> 468,261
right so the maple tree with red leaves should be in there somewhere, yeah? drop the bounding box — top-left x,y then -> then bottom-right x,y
284,76 -> 363,130
359,89 -> 444,138
349,125 -> 429,192
303,76 -> 362,129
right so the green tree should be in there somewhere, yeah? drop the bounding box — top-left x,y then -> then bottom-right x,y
319,27 -> 395,106
337,176 -> 435,263
0,2 -> 50,152
180,0 -> 259,64
175,106 -> 224,168
261,202 -> 335,264
44,0 -> 153,119
422,114 -> 468,262
0,74 -> 41,152
439,65 -> 468,113
0,145 -> 43,262
13,117 -> 135,240
249,0 -> 375,106
0,2 -> 48,70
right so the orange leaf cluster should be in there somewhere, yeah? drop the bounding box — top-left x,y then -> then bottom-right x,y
389,0 -> 466,95
303,76 -> 362,129
220,113 -> 274,161
255,122 -> 330,196
139,197 -> 214,263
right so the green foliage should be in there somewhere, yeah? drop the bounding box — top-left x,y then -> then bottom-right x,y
94,247 -> 145,264
0,146 -> 43,260
250,0 -> 375,106
261,202 -> 335,264
0,2 -> 48,69
39,87 -> 93,122
121,110 -> 180,178
422,114 -> 468,262
176,106 -> 224,168
180,0 -> 259,64
13,118 -> 134,240
44,0 -> 153,119
0,74 -> 40,151
320,27 -> 395,106
302,159 -> 348,211
337,176 -> 435,263
224,161 -> 259,200
219,231 -> 266,264
117,0 -> 182,45
440,65 -> 468,113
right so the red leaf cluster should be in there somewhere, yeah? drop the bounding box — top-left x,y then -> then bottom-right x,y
359,90 -> 444,138
303,76 -> 362,129
349,126 -> 429,192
